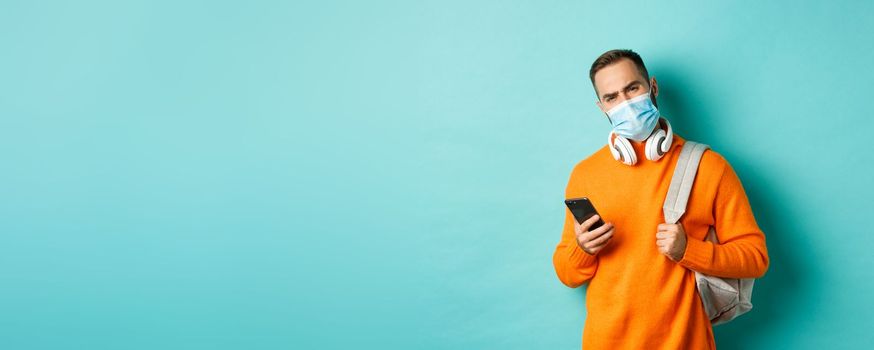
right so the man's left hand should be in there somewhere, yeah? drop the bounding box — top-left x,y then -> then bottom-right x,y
656,223 -> 687,262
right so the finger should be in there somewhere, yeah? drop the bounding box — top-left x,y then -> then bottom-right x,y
658,224 -> 678,232
581,214 -> 601,230
585,228 -> 614,249
582,222 -> 614,241
584,245 -> 600,255
589,221 -> 613,236
656,236 -> 674,245
586,228 -> 615,248
588,237 -> 613,253
588,243 -> 608,255
656,232 -> 674,239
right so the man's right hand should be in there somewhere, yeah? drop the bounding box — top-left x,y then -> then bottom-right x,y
574,215 -> 615,255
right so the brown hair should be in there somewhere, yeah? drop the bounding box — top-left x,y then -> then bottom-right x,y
589,49 -> 650,97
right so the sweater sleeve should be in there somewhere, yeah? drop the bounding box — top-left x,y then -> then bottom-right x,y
677,160 -> 770,279
552,169 -> 599,288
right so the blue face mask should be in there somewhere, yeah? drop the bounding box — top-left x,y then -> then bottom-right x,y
605,91 -> 660,141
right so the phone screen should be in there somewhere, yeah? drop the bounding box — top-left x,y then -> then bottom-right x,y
564,197 -> 605,230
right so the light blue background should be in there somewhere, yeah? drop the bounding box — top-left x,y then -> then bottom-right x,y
1,1 -> 872,349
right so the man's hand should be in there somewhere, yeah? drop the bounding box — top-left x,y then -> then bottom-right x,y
656,223 -> 687,261
574,215 -> 615,255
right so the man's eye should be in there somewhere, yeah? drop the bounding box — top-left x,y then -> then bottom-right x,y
630,86 -> 638,91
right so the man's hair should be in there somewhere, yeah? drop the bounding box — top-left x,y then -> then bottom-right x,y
589,49 -> 650,97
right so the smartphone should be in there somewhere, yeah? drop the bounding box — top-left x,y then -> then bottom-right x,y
564,197 -> 605,231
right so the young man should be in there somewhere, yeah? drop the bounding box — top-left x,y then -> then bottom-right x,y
552,49 -> 770,349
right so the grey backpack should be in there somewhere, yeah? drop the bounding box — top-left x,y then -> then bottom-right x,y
662,141 -> 755,326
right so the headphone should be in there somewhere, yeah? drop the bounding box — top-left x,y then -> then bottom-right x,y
607,117 -> 673,166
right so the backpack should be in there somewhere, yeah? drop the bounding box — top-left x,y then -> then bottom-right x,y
662,141 -> 755,326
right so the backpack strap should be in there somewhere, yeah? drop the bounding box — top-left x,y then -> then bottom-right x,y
663,141 -> 710,224
663,140 -> 755,325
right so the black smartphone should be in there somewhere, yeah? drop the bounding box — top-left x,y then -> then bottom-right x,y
564,197 -> 605,231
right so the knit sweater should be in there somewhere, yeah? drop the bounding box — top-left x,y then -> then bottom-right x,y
552,133 -> 769,349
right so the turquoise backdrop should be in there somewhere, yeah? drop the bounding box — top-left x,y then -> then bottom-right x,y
1,1 -> 872,349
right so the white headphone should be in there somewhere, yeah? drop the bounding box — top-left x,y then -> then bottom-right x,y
607,117 -> 673,166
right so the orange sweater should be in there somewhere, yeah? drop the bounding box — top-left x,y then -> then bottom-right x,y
553,133 -> 769,349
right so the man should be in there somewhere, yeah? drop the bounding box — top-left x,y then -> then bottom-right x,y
552,49 -> 769,349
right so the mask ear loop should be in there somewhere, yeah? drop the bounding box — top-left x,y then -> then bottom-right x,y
600,97 -> 613,125
648,78 -> 658,108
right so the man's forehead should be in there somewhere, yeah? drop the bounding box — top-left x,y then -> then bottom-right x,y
594,59 -> 645,93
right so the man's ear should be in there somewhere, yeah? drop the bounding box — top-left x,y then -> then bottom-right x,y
650,77 -> 659,98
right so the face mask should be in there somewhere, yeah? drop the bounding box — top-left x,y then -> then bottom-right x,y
605,91 -> 660,141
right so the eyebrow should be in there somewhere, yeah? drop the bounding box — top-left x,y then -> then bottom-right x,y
601,81 -> 643,101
